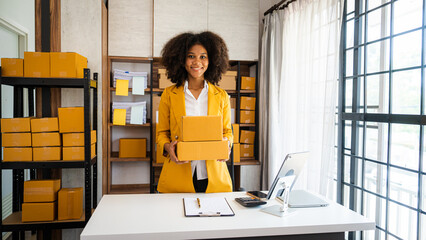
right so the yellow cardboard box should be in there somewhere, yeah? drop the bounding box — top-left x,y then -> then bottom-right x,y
24,179 -> 61,203
240,110 -> 255,124
30,117 -> 59,132
24,52 -> 50,77
22,202 -> 57,222
2,133 -> 31,147
177,141 -> 228,161
1,118 -> 31,132
240,97 -> 256,110
3,147 -> 32,162
232,124 -> 239,143
1,58 -> 24,77
219,75 -> 236,90
58,188 -> 83,220
58,107 -> 84,133
62,130 -> 96,147
32,132 -> 61,147
241,77 -> 256,90
240,130 -> 255,144
119,138 -> 147,158
181,116 -> 222,142
62,143 -> 96,161
33,147 -> 61,161
233,143 -> 240,163
50,52 -> 87,78
240,144 -> 254,158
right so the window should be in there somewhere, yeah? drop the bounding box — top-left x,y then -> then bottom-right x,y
339,0 -> 425,239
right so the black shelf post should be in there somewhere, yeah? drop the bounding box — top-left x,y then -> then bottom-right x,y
83,68 -> 92,223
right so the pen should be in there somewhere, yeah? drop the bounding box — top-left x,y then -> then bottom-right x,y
197,198 -> 201,208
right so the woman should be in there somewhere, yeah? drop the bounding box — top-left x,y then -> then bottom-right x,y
156,31 -> 233,193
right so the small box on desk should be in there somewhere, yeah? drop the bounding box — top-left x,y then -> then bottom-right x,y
181,116 -> 222,142
22,202 -> 57,222
1,118 -> 31,132
62,143 -> 96,161
177,141 -> 228,161
32,132 -> 61,147
24,179 -> 61,203
30,117 -> 59,132
50,52 -> 87,78
63,130 -> 97,146
58,107 -> 84,133
58,188 -> 83,220
33,147 -> 61,161
2,132 -> 31,147
119,138 -> 147,158
1,58 -> 23,77
3,147 -> 32,162
24,52 -> 50,78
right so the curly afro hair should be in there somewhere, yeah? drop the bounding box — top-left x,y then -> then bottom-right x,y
160,31 -> 229,87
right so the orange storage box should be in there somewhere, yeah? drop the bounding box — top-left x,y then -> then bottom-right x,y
240,97 -> 256,110
62,130 -> 96,147
177,141 -> 228,161
181,116 -> 222,142
1,118 -> 31,132
33,147 -> 61,161
240,110 -> 255,124
2,133 -> 31,147
240,130 -> 255,144
32,132 -> 61,147
232,124 -> 239,143
50,52 -> 87,78
58,188 -> 83,220
30,118 -> 59,132
58,107 -> 84,133
22,202 -> 57,222
23,179 -> 61,203
233,143 -> 240,162
240,144 -> 254,158
3,147 -> 32,162
24,52 -> 50,77
241,76 -> 256,90
1,58 -> 23,77
119,138 -> 146,158
62,143 -> 96,161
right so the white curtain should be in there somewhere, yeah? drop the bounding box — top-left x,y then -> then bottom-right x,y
260,0 -> 342,198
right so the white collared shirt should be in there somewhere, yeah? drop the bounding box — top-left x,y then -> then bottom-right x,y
184,80 -> 209,180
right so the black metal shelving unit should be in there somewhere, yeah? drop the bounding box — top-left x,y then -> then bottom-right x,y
0,67 -> 98,237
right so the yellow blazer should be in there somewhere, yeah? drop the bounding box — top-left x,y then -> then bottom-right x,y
156,82 -> 233,193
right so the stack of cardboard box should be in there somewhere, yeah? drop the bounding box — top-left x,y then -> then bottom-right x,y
22,179 -> 61,222
1,52 -> 87,78
59,107 -> 96,161
158,68 -> 173,89
240,96 -> 256,124
31,118 -> 61,161
1,118 -> 32,161
240,130 -> 255,158
177,116 -> 228,161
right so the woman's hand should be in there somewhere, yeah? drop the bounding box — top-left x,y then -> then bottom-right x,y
217,137 -> 231,162
164,141 -> 188,164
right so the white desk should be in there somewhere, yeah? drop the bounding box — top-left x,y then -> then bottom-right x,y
80,192 -> 375,240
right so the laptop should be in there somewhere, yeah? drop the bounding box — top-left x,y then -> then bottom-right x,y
267,152 -> 329,208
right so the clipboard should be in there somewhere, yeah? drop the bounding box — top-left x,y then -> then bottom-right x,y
183,197 -> 235,217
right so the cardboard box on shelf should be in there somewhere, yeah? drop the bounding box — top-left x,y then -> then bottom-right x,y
177,141 -> 228,161
240,144 -> 254,158
58,188 -> 83,220
2,132 -> 31,147
119,138 -> 147,158
62,130 -> 97,147
241,77 -> 256,90
159,75 -> 173,89
3,148 -> 32,162
50,52 -> 87,78
219,75 -> 236,90
24,52 -> 50,78
33,147 -> 61,161
30,117 -> 59,133
32,132 -> 61,147
230,97 -> 236,109
22,202 -> 57,222
240,130 -> 255,144
240,110 -> 255,124
62,143 -> 96,161
181,116 -> 222,142
24,179 -> 61,203
233,143 -> 240,162
1,58 -> 23,77
232,124 -> 239,143
158,68 -> 167,74
224,71 -> 237,76
240,97 -> 256,110
1,118 -> 31,132
58,107 -> 84,133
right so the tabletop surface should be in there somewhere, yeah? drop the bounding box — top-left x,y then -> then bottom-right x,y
80,191 -> 375,240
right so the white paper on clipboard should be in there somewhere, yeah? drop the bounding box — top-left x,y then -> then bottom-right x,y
183,197 -> 235,217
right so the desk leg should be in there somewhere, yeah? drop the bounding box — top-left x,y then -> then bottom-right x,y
223,232 -> 344,240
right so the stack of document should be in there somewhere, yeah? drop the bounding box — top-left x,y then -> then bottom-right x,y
113,69 -> 148,88
112,101 -> 147,125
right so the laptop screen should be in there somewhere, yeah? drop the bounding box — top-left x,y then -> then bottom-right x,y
266,152 -> 309,200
